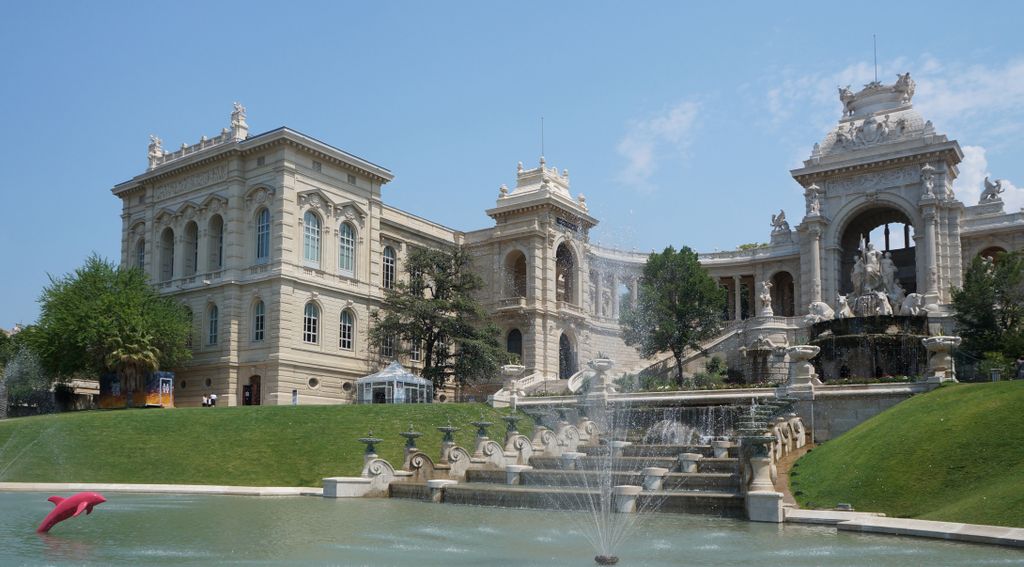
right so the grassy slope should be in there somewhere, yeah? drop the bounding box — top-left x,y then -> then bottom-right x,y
0,403 -> 531,487
791,381 -> 1024,527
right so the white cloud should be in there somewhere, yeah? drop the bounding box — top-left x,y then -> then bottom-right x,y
616,101 -> 699,192
954,145 -> 1024,211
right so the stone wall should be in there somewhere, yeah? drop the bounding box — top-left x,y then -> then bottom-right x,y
789,390 -> 921,442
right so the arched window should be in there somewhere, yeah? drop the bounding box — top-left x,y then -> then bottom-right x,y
208,304 -> 219,345
135,238 -> 145,270
556,243 -> 576,304
382,246 -> 396,289
507,328 -> 523,358
339,309 -> 354,350
208,215 -> 224,271
184,221 -> 199,277
505,251 -> 527,298
160,228 -> 175,281
253,300 -> 265,342
256,208 -> 271,262
303,303 -> 319,344
303,211 -> 321,268
339,223 -> 356,276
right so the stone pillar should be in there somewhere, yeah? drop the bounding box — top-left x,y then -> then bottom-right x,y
733,275 -> 742,321
922,210 -> 940,309
630,277 -> 639,307
678,452 -> 703,473
612,485 -> 642,513
809,228 -> 822,303
711,440 -> 733,459
642,467 -> 669,491
612,272 -> 620,319
595,270 -> 604,317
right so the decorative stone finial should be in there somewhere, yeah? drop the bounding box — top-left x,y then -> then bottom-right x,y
517,161 -> 523,173
499,184 -> 509,198
539,156 -> 546,167
577,193 -> 587,209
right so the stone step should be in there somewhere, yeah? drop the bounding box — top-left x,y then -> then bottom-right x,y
465,469 -> 740,491
393,481 -> 744,516
528,456 -> 739,474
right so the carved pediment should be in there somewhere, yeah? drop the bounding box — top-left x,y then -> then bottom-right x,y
200,193 -> 229,214
297,188 -> 367,226
245,185 -> 276,207
154,207 -> 177,226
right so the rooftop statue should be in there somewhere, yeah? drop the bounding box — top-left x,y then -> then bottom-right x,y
980,176 -> 1005,203
894,72 -> 916,103
839,85 -> 855,117
770,209 -> 790,233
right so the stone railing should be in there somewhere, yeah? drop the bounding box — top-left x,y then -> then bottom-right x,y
149,128 -> 240,170
565,368 -> 592,393
497,296 -> 526,309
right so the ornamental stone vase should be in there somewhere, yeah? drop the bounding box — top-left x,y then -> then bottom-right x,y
922,336 -> 962,384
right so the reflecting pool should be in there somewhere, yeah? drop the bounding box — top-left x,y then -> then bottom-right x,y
1,492 -> 1021,566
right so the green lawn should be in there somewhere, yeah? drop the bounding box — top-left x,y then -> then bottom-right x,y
791,381 -> 1024,527
0,403 -> 532,487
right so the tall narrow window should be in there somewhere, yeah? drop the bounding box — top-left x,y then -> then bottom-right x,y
208,215 -> 224,271
135,238 -> 145,270
253,301 -> 265,342
410,340 -> 421,362
256,208 -> 271,262
160,228 -> 175,281
303,303 -> 319,344
339,310 -> 354,350
184,221 -> 199,277
303,211 -> 321,268
339,223 -> 356,276
208,305 -> 219,345
382,246 -> 396,289
381,335 -> 395,358
185,308 -> 193,348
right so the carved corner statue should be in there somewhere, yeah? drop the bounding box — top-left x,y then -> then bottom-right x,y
37,492 -> 106,533
980,176 -> 1004,203
894,72 -> 916,103
838,85 -> 855,117
759,281 -> 773,317
770,210 -> 790,234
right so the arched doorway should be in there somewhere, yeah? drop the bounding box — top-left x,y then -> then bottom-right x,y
839,207 -> 916,296
555,244 -> 575,304
505,251 -> 527,297
243,375 -> 261,406
558,333 -> 576,379
980,246 -> 1007,263
506,329 -> 523,360
770,271 -> 795,316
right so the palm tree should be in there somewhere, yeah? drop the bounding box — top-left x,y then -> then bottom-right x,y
105,332 -> 161,401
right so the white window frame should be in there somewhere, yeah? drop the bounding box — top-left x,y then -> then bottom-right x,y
208,305 -> 219,345
382,246 -> 396,289
338,223 -> 356,276
253,301 -> 265,342
339,310 -> 354,351
303,303 -> 319,344
256,208 -> 271,263
303,211 -> 321,268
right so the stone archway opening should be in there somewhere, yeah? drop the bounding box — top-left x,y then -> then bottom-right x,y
840,207 -> 916,296
504,251 -> 527,298
558,333 -> 576,380
243,375 -> 261,406
555,243 -> 575,304
770,271 -> 795,316
980,246 -> 1007,263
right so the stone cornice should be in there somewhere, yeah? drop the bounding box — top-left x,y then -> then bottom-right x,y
791,143 -> 962,185
112,128 -> 393,198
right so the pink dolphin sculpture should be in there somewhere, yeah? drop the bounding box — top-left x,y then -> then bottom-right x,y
37,492 -> 107,533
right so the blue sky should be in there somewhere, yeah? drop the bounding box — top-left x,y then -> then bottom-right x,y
2,1 -> 1023,329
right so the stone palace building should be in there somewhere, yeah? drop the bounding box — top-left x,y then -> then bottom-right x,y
113,73 -> 1024,406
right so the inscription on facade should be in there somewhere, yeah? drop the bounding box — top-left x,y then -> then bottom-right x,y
556,217 -> 578,232
154,165 -> 228,201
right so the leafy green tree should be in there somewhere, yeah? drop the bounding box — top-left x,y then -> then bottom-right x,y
30,255 -> 191,387
620,246 -> 727,388
0,330 -> 14,418
370,246 -> 504,392
951,251 -> 1024,359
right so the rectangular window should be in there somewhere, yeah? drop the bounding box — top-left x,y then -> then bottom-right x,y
253,303 -> 265,342
256,156 -> 265,167
208,308 -> 219,345
381,335 -> 394,358
312,160 -> 322,172
256,209 -> 271,262
339,314 -> 353,350
410,341 -> 421,362
347,174 -> 357,185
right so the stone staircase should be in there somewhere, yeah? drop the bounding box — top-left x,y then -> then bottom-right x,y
388,437 -> 746,517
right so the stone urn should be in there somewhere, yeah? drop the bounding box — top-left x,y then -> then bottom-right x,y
587,358 -> 617,395
922,336 -> 962,384
785,345 -> 822,388
501,364 -> 526,396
